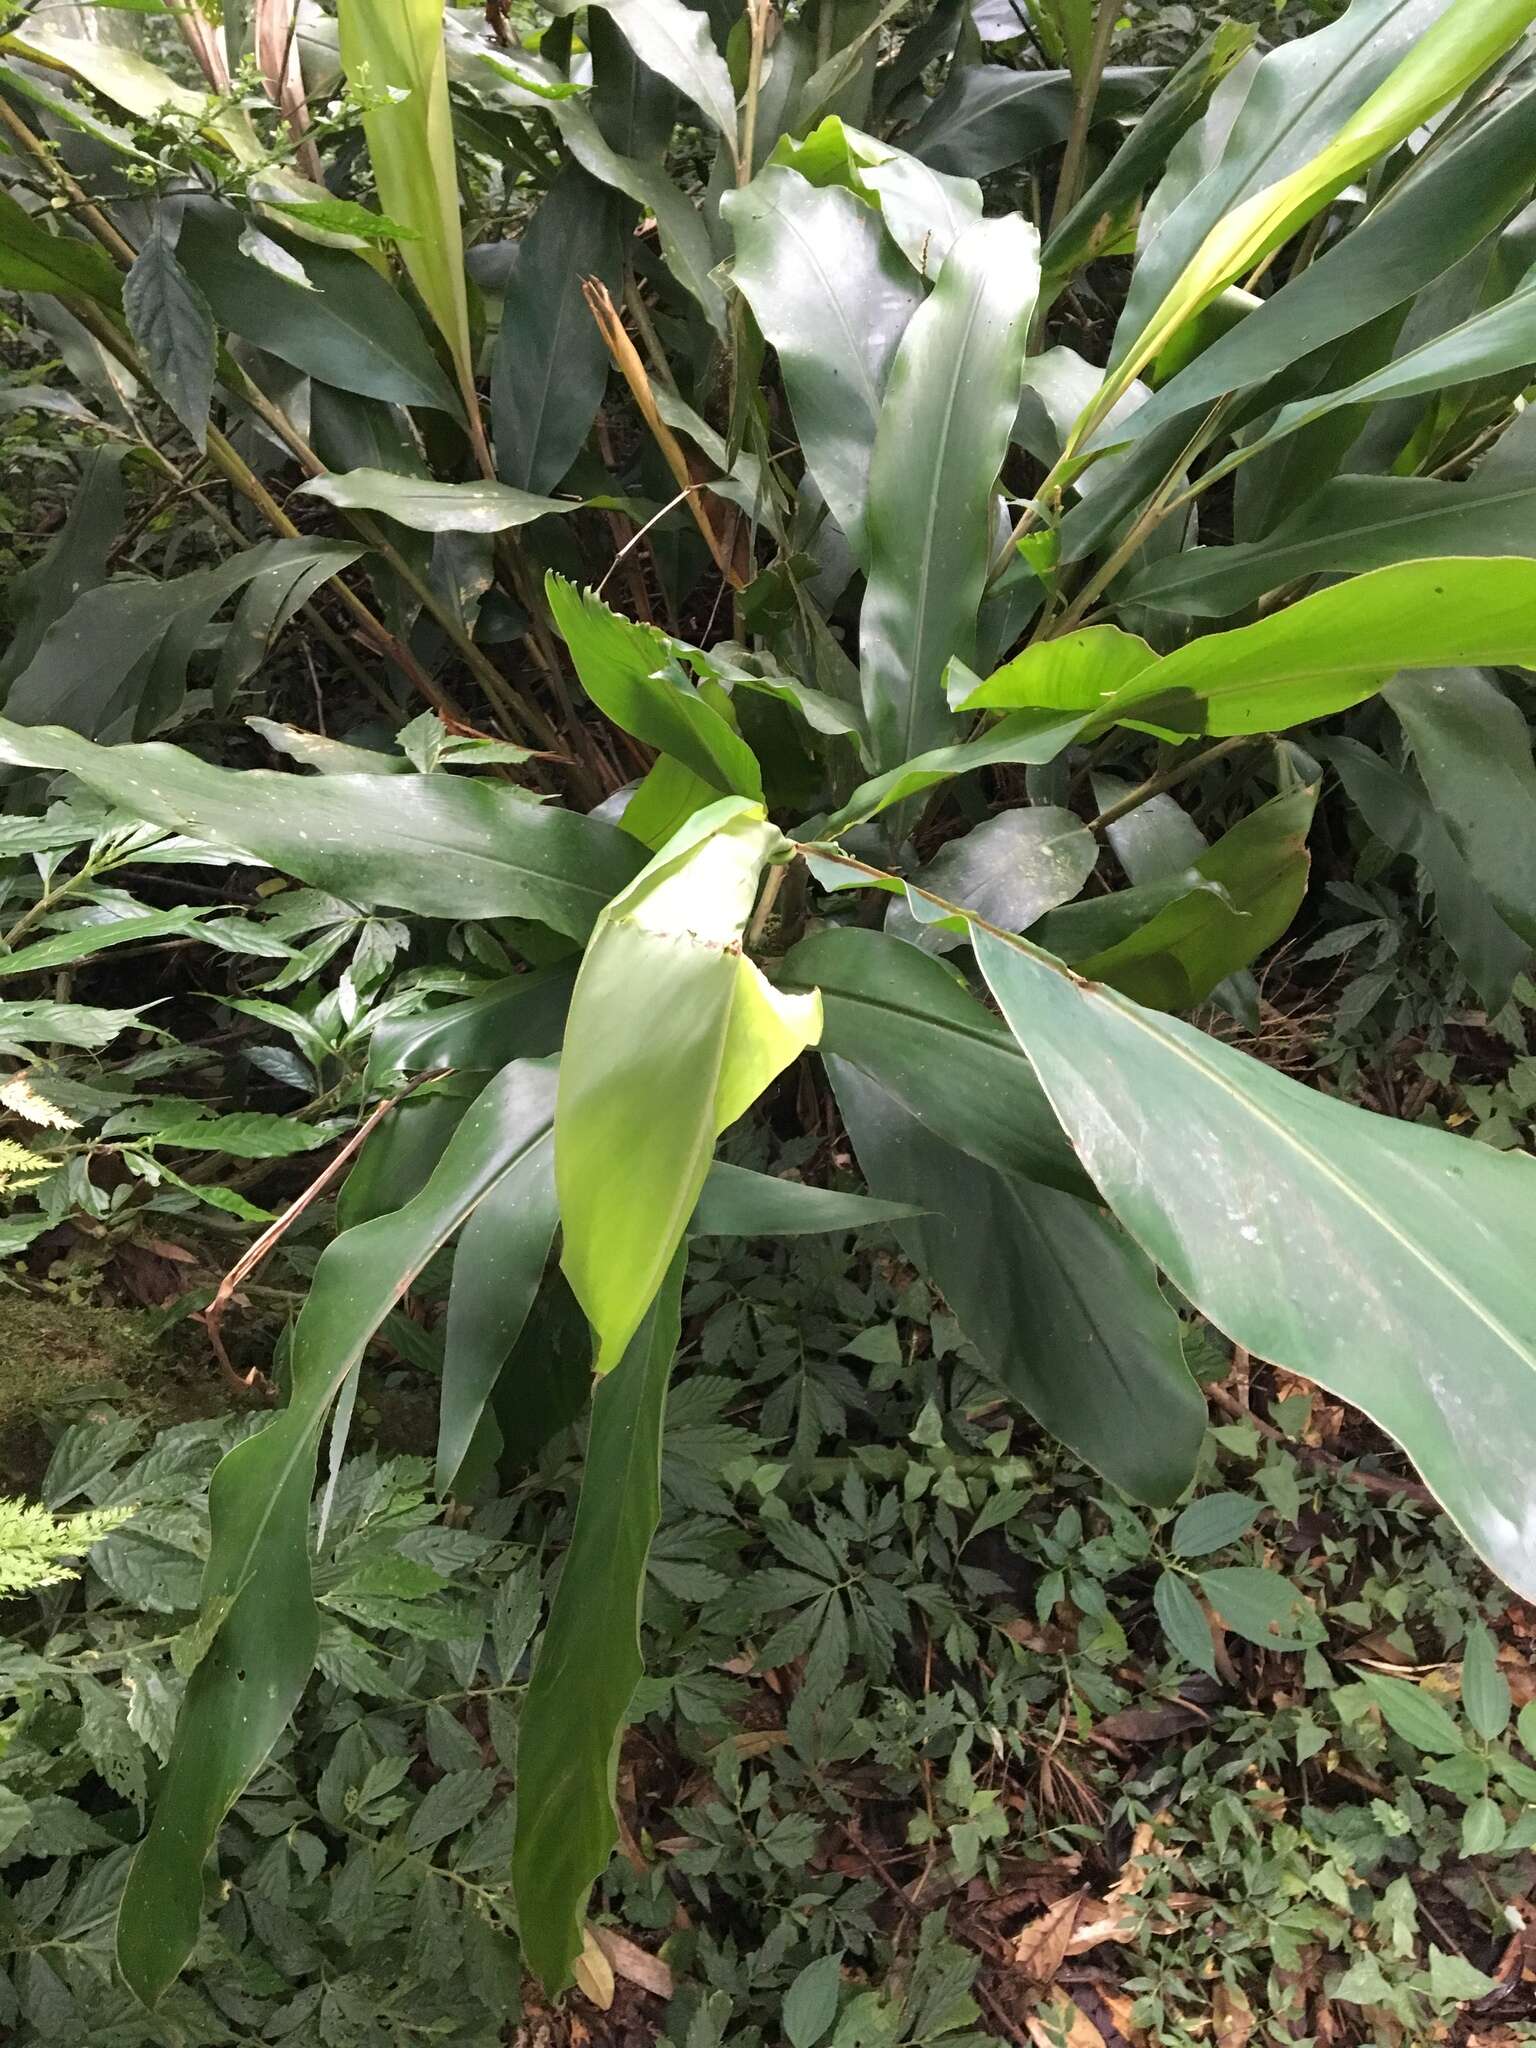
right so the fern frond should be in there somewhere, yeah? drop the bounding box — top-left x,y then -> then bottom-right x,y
0,1496 -> 134,1596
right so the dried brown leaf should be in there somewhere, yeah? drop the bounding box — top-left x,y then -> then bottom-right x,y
589,1926 -> 673,2000
1025,1999 -> 1109,2048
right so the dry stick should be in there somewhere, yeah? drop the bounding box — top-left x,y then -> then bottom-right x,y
203,1071 -> 446,1395
739,0 -> 773,185
585,276 -> 747,590
1208,1384 -> 1436,1507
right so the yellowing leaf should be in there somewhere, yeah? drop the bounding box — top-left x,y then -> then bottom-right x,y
556,801 -> 821,1374
1078,0 -> 1536,441
336,0 -> 474,403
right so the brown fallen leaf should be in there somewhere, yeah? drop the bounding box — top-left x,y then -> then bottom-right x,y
1090,1701 -> 1207,1747
1094,1984 -> 1149,2046
1013,1891 -> 1135,1981
1214,1981 -> 1256,2046
590,1925 -> 674,2000
1026,1998 -> 1108,2048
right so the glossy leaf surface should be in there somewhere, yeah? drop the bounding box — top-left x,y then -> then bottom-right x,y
118,1061 -> 563,2002
834,1062 -> 1204,1504
514,1253 -> 685,1992
725,166 -> 922,563
976,926 -> 1536,1601
0,718 -> 644,935
557,802 -> 820,1373
858,213 -> 1039,768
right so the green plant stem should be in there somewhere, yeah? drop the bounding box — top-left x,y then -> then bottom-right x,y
1043,0 -> 1120,244
0,94 -> 137,267
1043,396 -> 1237,634
815,0 -> 835,71
220,362 -> 564,752
1087,734 -> 1258,834
739,0 -> 771,182
126,433 -> 393,711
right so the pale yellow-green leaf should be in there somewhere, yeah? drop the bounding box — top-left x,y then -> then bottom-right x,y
555,800 -> 821,1375
1077,0 -> 1536,442
3,26 -> 263,161
336,0 -> 474,400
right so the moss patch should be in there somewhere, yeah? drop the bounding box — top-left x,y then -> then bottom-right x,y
0,1290 -> 222,1488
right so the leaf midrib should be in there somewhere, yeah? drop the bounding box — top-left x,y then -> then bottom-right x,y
1014,943 -> 1532,1371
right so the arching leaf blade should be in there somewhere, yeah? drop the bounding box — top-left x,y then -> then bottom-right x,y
974,926 -> 1536,1602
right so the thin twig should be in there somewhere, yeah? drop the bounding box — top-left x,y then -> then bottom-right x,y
202,1072 -> 446,1395
584,276 -> 745,589
1208,1384 -> 1436,1507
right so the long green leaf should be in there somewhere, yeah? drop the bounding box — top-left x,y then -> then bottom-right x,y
1103,72 -> 1536,456
0,186 -> 122,307
4,539 -> 359,740
549,0 -> 736,148
299,469 -> 576,532
557,801 -> 820,1373
1387,666 -> 1536,946
723,165 -> 923,563
1204,263 -> 1536,486
513,1251 -> 685,1993
491,166 -> 627,494
1041,24 -> 1255,290
436,1067 -> 560,1494
777,925 -> 1089,1197
547,578 -> 764,800
550,99 -> 727,331
176,201 -> 460,413
689,1160 -> 922,1235
117,1061 -> 560,2004
1072,783 -> 1317,1008
833,1062 -> 1204,1503
858,212 -> 1039,769
974,924 -> 1536,1600
368,965 -> 576,1084
953,624 -> 1159,713
768,116 -> 983,274
336,0 -> 475,398
1092,558 -> 1536,738
214,542 -> 363,710
1120,473 -> 1536,617
1114,0 -> 1432,364
1091,0 -> 1536,433
818,706 -> 1088,831
885,805 -> 1097,953
0,446 -> 123,690
904,63 -> 1155,179
0,719 -> 644,936
1086,770 -> 1257,1021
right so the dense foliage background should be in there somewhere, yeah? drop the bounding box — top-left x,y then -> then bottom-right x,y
3,0 -> 1536,2038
